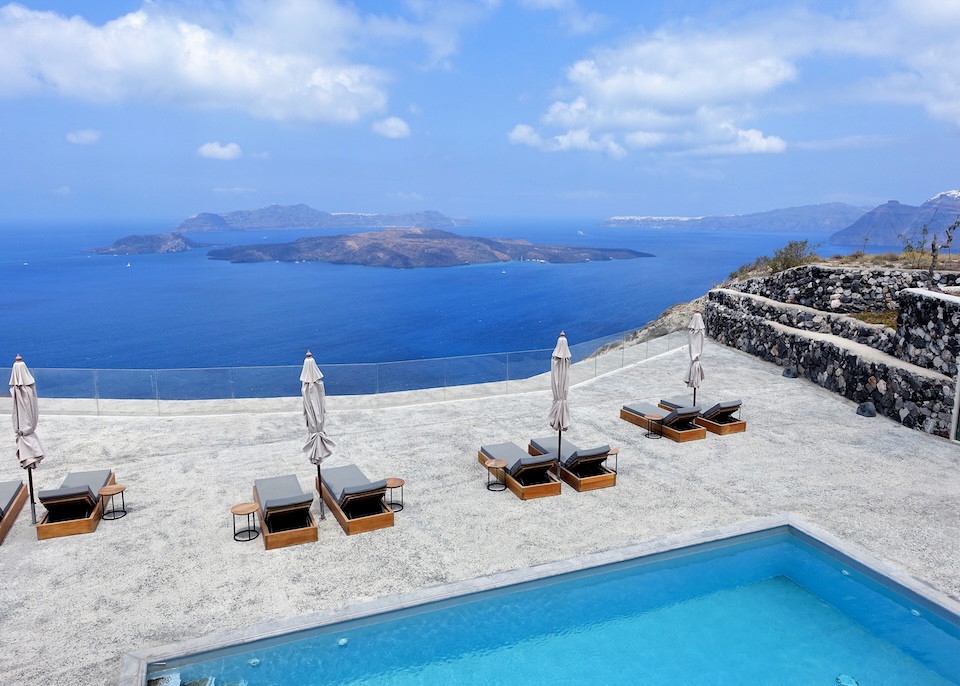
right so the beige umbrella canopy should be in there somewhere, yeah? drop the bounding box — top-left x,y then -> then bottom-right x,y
684,313 -> 706,405
548,332 -> 572,454
11,355 -> 44,524
301,351 -> 334,519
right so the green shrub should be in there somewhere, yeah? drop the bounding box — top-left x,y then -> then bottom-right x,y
769,240 -> 820,273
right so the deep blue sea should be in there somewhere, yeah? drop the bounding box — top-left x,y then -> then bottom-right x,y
0,220 -> 865,370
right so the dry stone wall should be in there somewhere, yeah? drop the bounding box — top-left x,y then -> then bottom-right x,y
705,300 -> 956,438
706,266 -> 960,439
894,289 -> 960,378
729,265 -> 960,313
709,289 -> 897,354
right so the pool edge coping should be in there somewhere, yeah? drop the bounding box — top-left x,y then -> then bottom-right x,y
118,512 -> 960,685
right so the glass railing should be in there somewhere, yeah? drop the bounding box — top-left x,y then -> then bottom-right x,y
18,329 -> 688,415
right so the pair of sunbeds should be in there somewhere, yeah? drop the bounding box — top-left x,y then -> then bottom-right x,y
253,464 -> 394,549
620,399 -> 746,442
478,436 -> 619,500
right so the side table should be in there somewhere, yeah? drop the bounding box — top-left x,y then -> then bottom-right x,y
231,502 -> 260,542
98,484 -> 127,520
645,414 -> 663,439
385,477 -> 405,512
484,459 -> 507,491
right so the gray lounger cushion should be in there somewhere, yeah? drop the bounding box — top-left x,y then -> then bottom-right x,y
659,396 -> 698,411
623,402 -> 701,427
0,480 -> 23,518
528,436 -> 578,462
480,442 -> 529,467
38,469 -> 112,506
255,475 -> 313,512
701,400 -> 742,420
529,437 -> 610,467
479,442 -> 554,475
320,465 -> 386,505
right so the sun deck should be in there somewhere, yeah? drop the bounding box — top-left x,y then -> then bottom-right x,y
0,343 -> 957,685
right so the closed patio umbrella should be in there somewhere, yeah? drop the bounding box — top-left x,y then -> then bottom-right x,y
548,332 -> 571,462
684,313 -> 706,405
11,355 -> 44,524
301,351 -> 334,519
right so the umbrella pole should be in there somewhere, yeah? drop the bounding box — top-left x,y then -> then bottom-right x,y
693,388 -> 697,406
317,464 -> 325,520
557,428 -> 562,477
27,465 -> 36,525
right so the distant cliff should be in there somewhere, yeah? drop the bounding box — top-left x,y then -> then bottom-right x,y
207,227 -> 651,268
179,204 -> 467,232
828,191 -> 960,246
88,232 -> 210,255
602,203 -> 867,233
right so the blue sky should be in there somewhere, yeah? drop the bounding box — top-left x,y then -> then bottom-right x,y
0,0 -> 957,223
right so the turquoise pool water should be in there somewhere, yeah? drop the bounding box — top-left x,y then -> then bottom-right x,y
148,532 -> 959,685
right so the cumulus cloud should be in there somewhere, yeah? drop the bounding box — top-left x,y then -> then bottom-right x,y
198,142 -> 242,160
509,124 -> 625,158
511,2 -> 960,157
372,116 -> 411,138
0,1 -> 483,123
65,129 -> 101,144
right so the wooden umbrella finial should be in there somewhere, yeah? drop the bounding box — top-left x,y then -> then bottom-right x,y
559,330 -> 566,337
15,354 -> 22,362
305,350 -> 313,358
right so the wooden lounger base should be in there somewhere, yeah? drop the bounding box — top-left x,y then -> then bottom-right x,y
254,485 -> 318,551
619,409 -> 707,442
526,446 -> 616,492
696,417 -> 747,435
477,451 -> 561,500
505,472 -> 561,500
0,483 -> 28,545
318,478 -> 394,536
36,472 -> 114,541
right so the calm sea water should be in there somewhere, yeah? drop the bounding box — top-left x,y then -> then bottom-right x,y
0,220 -> 861,369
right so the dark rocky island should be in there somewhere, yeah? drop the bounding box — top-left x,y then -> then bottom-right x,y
88,232 -> 212,255
207,227 -> 651,268
179,205 -> 467,232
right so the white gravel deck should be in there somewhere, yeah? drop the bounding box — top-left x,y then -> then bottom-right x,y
0,343 -> 957,685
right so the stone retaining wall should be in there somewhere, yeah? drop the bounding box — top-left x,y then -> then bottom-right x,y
710,289 -> 897,354
704,299 -> 956,438
729,265 -> 960,313
894,289 -> 960,378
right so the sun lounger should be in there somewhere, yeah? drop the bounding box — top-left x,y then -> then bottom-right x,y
659,397 -> 746,435
36,469 -> 114,540
0,480 -> 27,545
478,442 -> 561,500
319,465 -> 394,535
619,402 -> 707,442
253,474 -> 318,550
527,436 -> 618,492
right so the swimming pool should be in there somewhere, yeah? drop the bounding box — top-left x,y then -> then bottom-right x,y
136,521 -> 960,685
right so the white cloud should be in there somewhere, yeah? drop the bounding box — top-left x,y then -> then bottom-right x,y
509,123 -> 625,158
213,186 -> 256,193
52,185 -> 71,195
0,2 -> 450,123
65,129 -> 101,144
511,2 -> 960,158
198,142 -> 242,160
372,116 -> 411,138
